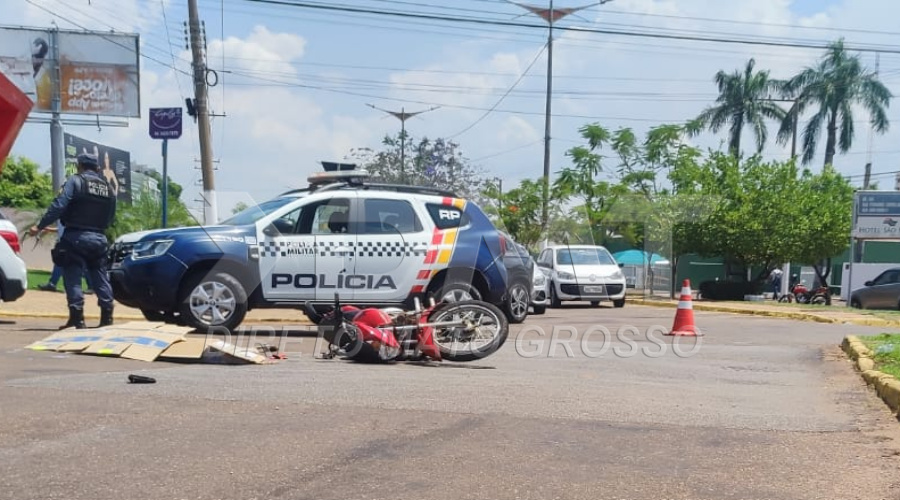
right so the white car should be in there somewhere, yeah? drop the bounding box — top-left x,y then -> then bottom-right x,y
530,265 -> 549,314
0,212 -> 27,303
537,245 -> 626,308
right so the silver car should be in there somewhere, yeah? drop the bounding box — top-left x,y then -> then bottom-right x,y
850,268 -> 900,310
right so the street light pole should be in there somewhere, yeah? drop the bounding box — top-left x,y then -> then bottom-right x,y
542,0 -> 554,242
367,104 -> 438,183
507,1 -> 613,237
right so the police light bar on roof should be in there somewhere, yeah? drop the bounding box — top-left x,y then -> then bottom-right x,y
321,161 -> 357,172
308,162 -> 371,186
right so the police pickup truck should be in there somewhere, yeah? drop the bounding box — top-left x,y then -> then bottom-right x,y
109,166 -> 520,332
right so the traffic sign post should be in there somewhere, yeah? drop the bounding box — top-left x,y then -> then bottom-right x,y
846,190 -> 900,305
149,108 -> 183,228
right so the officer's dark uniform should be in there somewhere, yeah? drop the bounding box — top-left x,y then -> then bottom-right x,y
37,154 -> 117,329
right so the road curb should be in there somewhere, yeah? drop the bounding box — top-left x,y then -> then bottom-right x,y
842,335 -> 900,415
634,299 -> 900,327
0,311 -> 145,320
634,299 -> 836,324
0,310 -> 314,325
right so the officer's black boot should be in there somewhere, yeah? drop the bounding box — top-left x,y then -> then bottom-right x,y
99,307 -> 114,328
59,307 -> 86,330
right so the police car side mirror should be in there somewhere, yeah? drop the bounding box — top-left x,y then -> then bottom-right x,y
618,263 -> 624,268
263,224 -> 279,237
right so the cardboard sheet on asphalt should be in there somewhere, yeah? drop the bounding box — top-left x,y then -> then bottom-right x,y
157,338 -> 209,359
25,322 -> 273,364
26,322 -> 188,362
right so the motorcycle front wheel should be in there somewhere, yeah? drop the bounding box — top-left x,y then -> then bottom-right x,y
426,300 -> 509,362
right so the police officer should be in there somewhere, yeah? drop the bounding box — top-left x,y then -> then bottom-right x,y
30,153 -> 117,329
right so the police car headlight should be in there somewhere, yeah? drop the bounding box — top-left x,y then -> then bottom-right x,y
533,273 -> 546,286
557,271 -> 575,281
609,270 -> 624,280
131,240 -> 174,260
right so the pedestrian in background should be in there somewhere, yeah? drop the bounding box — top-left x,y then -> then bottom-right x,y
769,267 -> 784,300
30,154 -> 117,329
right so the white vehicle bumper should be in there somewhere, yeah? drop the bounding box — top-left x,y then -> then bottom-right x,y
554,280 -> 626,301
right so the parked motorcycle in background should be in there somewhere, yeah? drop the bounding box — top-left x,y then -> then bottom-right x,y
778,280 -> 829,305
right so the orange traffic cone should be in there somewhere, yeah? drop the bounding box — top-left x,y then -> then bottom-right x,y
666,279 -> 701,336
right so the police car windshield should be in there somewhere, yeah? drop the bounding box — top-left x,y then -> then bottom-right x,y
220,197 -> 297,226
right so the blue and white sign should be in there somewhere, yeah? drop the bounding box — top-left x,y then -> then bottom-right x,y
853,191 -> 900,239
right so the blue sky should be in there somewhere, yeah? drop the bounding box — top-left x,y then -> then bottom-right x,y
4,0 -> 900,218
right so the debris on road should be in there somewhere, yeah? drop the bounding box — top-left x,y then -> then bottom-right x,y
24,322 -> 279,364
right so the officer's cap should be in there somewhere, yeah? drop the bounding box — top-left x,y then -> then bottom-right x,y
76,153 -> 99,169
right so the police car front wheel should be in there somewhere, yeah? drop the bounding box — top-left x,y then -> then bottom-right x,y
437,281 -> 482,303
179,271 -> 248,332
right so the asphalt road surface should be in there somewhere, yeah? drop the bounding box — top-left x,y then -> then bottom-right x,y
1,305 -> 899,500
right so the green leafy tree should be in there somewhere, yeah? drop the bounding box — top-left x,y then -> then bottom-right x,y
0,156 -> 53,209
483,178 -> 549,249
785,164 -> 854,302
557,123 -> 701,252
106,187 -> 197,241
547,212 -> 594,247
140,169 -> 185,201
350,133 -> 487,201
780,39 -> 891,167
670,152 -> 851,292
231,201 -> 249,215
694,58 -> 787,156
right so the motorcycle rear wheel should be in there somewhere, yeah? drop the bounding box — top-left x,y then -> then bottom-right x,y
426,300 -> 509,362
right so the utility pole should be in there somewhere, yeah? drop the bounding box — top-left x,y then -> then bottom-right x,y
188,0 -> 217,225
864,53 -> 880,189
48,27 -> 64,193
367,104 -> 438,183
508,0 -> 613,237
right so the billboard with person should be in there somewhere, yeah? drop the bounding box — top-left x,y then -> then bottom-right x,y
64,133 -> 132,204
0,26 -> 140,117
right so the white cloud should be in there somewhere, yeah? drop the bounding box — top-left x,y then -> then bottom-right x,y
207,25 -> 306,77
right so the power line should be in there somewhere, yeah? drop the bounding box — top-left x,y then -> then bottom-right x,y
212,0 -> 862,62
20,0 -> 193,77
224,68 -> 686,122
471,139 -> 542,161
591,6 -> 900,38
193,0 -> 865,64
845,169 -> 900,179
44,0 -> 192,69
238,0 -> 900,54
450,41 -> 547,138
160,0 -> 188,100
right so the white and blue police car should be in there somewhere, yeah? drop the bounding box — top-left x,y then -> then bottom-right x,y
109,166 -> 520,332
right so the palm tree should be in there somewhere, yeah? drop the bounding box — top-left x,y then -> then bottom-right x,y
695,58 -> 787,156
779,39 -> 891,167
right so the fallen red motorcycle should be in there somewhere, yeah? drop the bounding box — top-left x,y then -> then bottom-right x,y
305,295 -> 509,363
